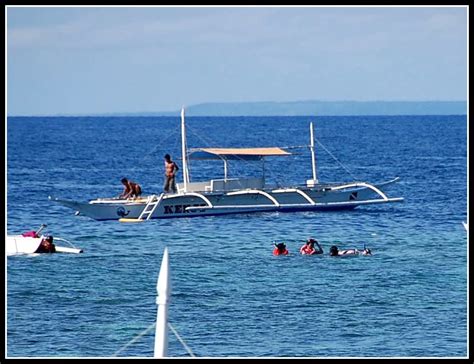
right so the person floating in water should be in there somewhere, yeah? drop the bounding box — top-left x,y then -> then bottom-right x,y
118,178 -> 142,199
35,235 -> 56,253
299,238 -> 324,255
273,242 -> 289,256
329,245 -> 372,256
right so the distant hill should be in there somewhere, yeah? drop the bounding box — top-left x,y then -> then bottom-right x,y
100,100 -> 467,117
9,100 -> 467,117
179,100 -> 467,116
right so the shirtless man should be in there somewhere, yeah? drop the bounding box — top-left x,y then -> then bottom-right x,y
119,178 -> 142,199
164,154 -> 179,193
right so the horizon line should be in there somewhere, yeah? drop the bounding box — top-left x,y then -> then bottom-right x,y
7,99 -> 467,118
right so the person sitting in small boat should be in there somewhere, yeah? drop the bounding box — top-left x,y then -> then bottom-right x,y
35,236 -> 56,253
300,238 -> 323,255
329,245 -> 372,256
118,178 -> 142,199
273,242 -> 289,256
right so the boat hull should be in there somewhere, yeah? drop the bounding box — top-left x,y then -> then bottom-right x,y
6,235 -> 83,255
6,236 -> 42,255
50,179 -> 403,221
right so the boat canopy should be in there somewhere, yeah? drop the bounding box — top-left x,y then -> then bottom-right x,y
188,147 -> 291,161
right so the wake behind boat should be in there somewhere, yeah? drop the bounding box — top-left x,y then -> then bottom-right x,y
51,108 -> 404,221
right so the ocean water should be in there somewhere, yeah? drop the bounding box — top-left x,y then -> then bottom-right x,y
6,115 -> 468,358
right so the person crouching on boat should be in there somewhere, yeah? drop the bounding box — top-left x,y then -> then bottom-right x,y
273,242 -> 289,256
329,245 -> 372,256
118,178 -> 142,199
300,238 -> 324,255
35,236 -> 56,253
164,154 -> 179,193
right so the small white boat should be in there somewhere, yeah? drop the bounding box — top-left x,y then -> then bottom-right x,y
51,108 -> 404,222
7,232 -> 83,256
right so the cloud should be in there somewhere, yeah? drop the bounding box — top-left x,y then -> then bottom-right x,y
7,6 -> 467,55
7,7 -> 273,50
6,6 -> 468,115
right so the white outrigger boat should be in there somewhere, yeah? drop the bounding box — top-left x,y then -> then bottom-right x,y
7,224 -> 83,255
50,108 -> 404,222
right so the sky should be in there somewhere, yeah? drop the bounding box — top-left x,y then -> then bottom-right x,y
6,5 -> 468,116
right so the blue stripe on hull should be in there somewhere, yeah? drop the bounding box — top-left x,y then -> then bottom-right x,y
91,204 -> 358,221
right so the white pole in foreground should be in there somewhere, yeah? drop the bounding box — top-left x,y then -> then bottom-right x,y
154,247 -> 171,358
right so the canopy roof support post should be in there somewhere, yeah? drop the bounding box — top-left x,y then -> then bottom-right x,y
310,122 -> 318,184
181,108 -> 190,192
224,159 -> 228,181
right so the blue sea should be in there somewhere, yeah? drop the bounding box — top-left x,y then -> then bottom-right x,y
6,115 -> 468,358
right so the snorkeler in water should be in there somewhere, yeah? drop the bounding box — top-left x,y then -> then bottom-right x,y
329,245 -> 372,256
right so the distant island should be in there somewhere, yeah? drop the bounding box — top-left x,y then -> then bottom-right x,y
96,100 -> 467,117
9,100 -> 467,117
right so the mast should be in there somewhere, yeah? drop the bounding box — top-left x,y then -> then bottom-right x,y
310,122 -> 318,184
181,107 -> 190,192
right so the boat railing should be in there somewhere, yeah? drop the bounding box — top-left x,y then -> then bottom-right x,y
177,181 -> 211,193
177,176 -> 264,193
211,177 -> 264,192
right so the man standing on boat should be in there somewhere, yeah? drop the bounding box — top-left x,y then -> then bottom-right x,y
164,154 -> 179,193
